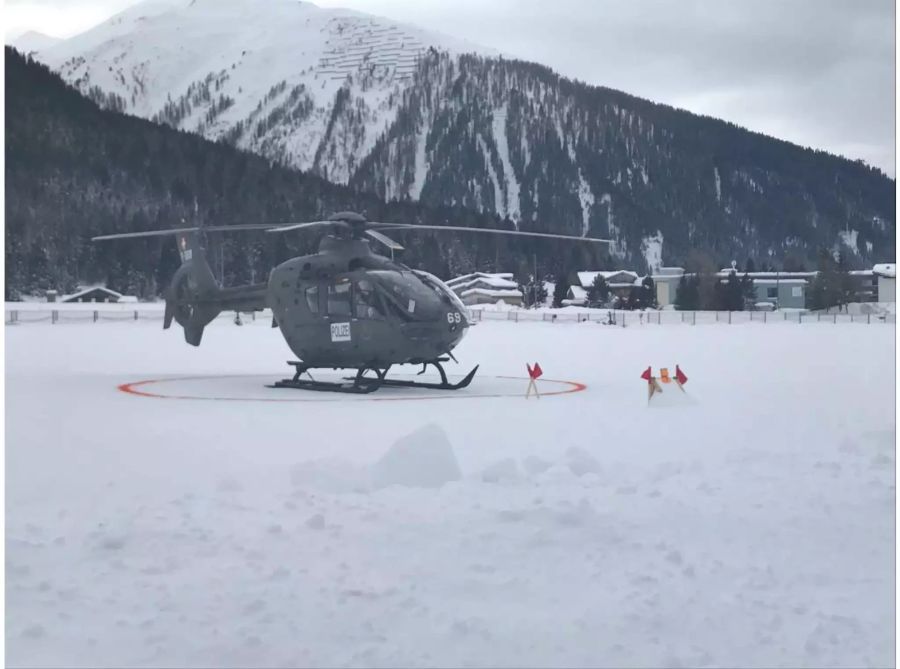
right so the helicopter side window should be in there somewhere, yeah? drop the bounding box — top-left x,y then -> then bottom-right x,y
327,280 -> 352,317
305,285 -> 319,314
353,279 -> 385,320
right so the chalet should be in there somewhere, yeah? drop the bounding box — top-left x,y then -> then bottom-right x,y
60,286 -> 133,303
445,272 -> 524,307
569,270 -> 642,305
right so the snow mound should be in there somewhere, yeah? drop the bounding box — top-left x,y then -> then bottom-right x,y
480,458 -> 521,483
370,423 -> 461,489
648,383 -> 697,409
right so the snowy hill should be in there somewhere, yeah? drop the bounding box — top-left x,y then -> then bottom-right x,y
8,30 -> 62,55
33,0 -> 491,184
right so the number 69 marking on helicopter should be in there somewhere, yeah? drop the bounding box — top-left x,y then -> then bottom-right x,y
447,312 -> 462,325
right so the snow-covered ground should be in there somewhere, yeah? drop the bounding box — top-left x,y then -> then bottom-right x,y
6,318 -> 895,667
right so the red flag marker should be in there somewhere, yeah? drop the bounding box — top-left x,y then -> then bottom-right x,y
640,366 -> 652,382
675,365 -> 688,385
526,362 -> 542,398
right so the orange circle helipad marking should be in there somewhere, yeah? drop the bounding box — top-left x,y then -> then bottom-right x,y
117,374 -> 587,403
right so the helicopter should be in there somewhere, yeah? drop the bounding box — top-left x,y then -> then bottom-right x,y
94,212 -> 609,393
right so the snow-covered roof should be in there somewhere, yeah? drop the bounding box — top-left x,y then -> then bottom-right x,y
449,277 -> 519,293
568,286 -> 588,300
61,286 -> 124,301
873,263 -> 896,278
446,273 -> 516,289
715,271 -> 816,279
753,279 -> 808,285
576,270 -> 639,288
459,288 -> 523,299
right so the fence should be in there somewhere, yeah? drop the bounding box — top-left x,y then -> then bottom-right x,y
465,308 -> 896,326
5,304 -> 895,327
5,305 -> 273,326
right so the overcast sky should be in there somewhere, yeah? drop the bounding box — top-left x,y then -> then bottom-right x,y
6,0 -> 896,176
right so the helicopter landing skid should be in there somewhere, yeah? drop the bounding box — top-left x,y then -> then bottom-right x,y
269,360 -> 478,394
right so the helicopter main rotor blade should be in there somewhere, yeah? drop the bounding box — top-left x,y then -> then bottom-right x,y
365,229 -> 404,251
370,223 -> 611,244
92,223 -> 283,241
265,221 -> 334,234
92,227 -> 202,241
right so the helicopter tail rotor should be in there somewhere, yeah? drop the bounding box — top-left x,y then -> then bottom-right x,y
163,231 -> 223,346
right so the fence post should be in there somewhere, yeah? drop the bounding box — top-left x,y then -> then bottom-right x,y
851,315 -> 854,323
134,310 -> 139,321
681,312 -> 685,323
750,311 -> 753,322
799,313 -> 802,324
252,311 -> 256,321
833,313 -> 837,324
93,310 -> 98,322
623,313 -> 626,327
692,311 -> 696,325
784,312 -> 787,321
716,312 -> 719,322
763,311 -> 767,323
12,310 -> 17,323
52,310 -> 58,324
728,311 -> 732,324
868,314 -> 871,324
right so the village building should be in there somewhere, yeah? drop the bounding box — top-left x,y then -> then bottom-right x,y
445,272 -> 524,307
872,264 -> 896,302
58,286 -> 137,303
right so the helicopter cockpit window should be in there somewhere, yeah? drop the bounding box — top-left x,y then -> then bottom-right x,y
353,279 -> 385,320
365,270 -> 435,321
327,280 -> 352,317
413,270 -> 467,312
305,285 -> 319,314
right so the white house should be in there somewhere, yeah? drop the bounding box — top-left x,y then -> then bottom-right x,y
872,264 -> 896,302
445,272 -> 524,306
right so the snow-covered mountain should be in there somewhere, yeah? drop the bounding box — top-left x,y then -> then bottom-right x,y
8,30 -> 62,55
24,0 -> 895,268
32,0 -> 491,184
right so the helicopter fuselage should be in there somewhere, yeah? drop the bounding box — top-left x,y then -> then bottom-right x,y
267,236 -> 470,368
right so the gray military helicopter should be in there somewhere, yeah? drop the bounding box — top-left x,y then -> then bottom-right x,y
94,212 -> 608,393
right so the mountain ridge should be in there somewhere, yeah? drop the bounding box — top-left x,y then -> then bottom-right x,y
17,0 -> 896,269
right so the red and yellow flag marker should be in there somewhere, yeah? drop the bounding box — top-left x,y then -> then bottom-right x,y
642,364 -> 688,402
526,362 -> 543,399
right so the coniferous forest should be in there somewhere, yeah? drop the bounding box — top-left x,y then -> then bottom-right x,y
6,48 -> 606,299
5,46 -> 896,300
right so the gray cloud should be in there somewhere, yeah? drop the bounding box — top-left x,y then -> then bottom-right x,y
8,0 -> 895,175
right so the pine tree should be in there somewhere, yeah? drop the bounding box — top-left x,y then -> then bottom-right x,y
552,273 -> 570,308
674,274 -> 700,310
740,272 -> 755,308
723,270 -> 743,310
520,278 -> 548,308
587,274 -> 609,307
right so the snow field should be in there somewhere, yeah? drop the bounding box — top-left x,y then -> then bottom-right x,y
5,319 -> 895,667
